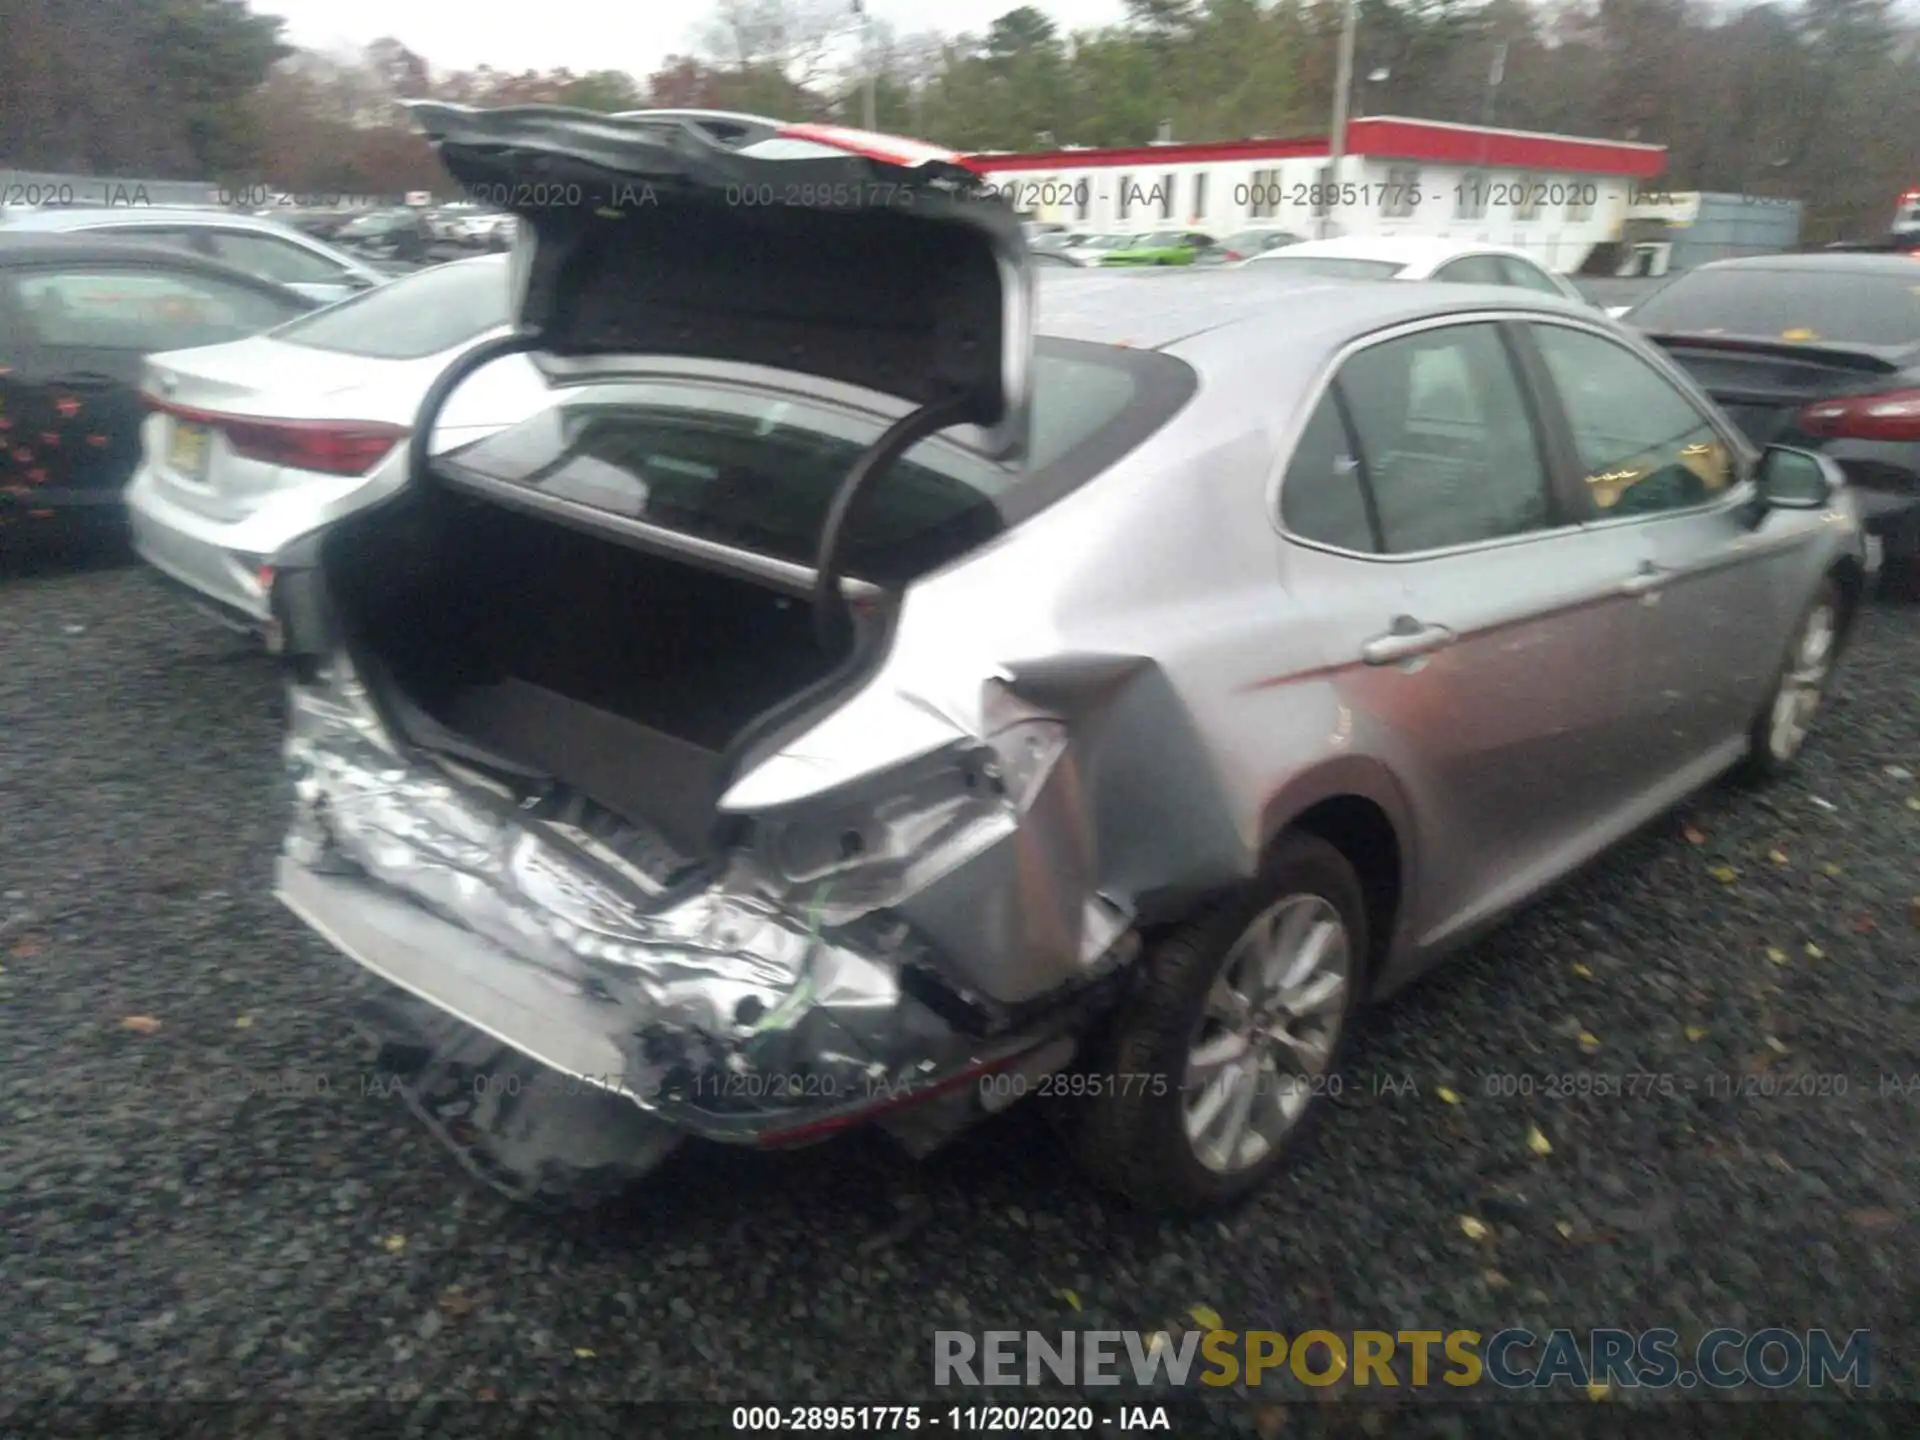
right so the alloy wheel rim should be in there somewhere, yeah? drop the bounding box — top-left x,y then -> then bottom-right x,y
1182,894 -> 1351,1175
1767,598 -> 1836,762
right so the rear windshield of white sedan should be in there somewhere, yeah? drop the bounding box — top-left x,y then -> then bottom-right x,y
1250,256 -> 1403,280
1628,267 -> 1920,347
435,339 -> 1196,586
270,256 -> 509,359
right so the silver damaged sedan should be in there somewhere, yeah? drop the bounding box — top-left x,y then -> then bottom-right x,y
265,105 -> 1869,1212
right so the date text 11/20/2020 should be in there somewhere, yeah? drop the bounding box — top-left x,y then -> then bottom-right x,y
981,178 -> 1798,213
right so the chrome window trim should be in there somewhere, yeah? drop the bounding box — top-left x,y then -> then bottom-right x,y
1266,306 -> 1764,562
1265,306 -> 1584,563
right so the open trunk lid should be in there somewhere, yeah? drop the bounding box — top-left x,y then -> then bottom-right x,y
1645,331 -> 1911,446
404,102 -> 1034,460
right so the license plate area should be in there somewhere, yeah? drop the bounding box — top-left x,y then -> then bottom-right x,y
168,420 -> 211,482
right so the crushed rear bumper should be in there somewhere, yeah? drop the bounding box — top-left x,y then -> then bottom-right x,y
277,660 -> 1089,1160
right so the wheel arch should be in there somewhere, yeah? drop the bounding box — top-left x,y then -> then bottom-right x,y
1256,758 -> 1416,998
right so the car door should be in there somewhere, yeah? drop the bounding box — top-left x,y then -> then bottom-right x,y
1521,319 -> 1794,786
1275,317 -> 1646,952
0,259 -> 308,517
200,229 -> 369,304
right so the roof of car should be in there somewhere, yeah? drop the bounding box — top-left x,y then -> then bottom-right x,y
1253,235 -> 1533,268
1693,251 -> 1920,275
1034,267 -> 1588,353
0,205 -> 244,229
0,231 -> 311,299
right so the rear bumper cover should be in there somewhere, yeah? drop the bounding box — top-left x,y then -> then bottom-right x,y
277,664 -> 1073,1144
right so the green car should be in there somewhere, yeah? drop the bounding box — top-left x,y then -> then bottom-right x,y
1100,229 -> 1225,267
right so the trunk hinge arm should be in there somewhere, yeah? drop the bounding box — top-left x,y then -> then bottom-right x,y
811,394 -> 977,651
408,327 -> 549,488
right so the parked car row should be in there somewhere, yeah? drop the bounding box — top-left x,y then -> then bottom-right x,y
0,113 -> 1898,1222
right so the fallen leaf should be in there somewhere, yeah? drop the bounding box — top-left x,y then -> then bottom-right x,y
1555,1220 -> 1576,1239
1853,915 -> 1877,934
1459,1215 -> 1490,1241
1848,1209 -> 1899,1231
1526,1124 -> 1554,1157
1765,1152 -> 1794,1173
1685,1025 -> 1708,1042
1189,1304 -> 1223,1330
1057,1288 -> 1082,1312
1682,824 -> 1706,844
1769,849 -> 1790,865
233,1016 -> 253,1029
574,1347 -> 596,1359
1253,1406 -> 1287,1440
10,935 -> 42,958
1709,865 -> 1739,884
1436,1085 -> 1461,1106
1578,1030 -> 1602,1052
1766,1036 -> 1790,1054
1571,962 -> 1592,978
1587,1380 -> 1612,1401
438,1288 -> 475,1319
382,1234 -> 406,1253
1907,796 -> 1920,812
1821,863 -> 1843,877
1804,943 -> 1824,960
1766,947 -> 1788,965
119,1015 -> 162,1034
1483,1269 -> 1510,1289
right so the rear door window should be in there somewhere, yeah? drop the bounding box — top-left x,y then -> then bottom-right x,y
7,265 -> 306,350
1497,256 -> 1569,296
270,258 -> 510,359
1431,255 -> 1509,286
1333,322 -> 1554,552
205,230 -> 354,286
1280,391 -> 1375,552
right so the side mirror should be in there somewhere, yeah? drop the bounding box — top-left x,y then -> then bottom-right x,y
1749,445 -> 1840,523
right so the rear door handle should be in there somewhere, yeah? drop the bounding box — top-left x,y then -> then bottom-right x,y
48,371 -> 119,391
1618,561 -> 1670,598
1361,618 -> 1456,665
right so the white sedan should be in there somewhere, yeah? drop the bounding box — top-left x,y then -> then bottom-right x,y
1243,235 -> 1596,305
127,254 -> 550,634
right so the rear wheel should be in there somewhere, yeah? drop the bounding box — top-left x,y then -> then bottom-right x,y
1742,576 -> 1841,780
1076,832 -> 1366,1213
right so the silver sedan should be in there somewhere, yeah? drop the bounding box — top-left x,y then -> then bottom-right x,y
266,106 -> 1869,1214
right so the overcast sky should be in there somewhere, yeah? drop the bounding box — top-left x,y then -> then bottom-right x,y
259,0 -> 1130,77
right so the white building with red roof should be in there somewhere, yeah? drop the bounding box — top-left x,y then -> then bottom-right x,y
965,116 -> 1668,273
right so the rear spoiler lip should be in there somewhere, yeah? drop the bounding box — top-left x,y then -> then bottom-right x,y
1642,331 -> 1910,375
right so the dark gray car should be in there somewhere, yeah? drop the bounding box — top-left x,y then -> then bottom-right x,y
1625,252 -> 1920,593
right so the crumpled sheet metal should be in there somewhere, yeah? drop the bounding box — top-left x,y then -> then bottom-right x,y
281,665 -> 1012,1136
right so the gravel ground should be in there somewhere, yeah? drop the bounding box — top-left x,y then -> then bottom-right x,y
1,550 -> 1915,1437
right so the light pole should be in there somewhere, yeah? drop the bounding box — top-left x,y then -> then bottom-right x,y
852,0 -> 876,130
1323,0 -> 1359,239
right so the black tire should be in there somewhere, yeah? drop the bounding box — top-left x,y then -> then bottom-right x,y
1878,550 -> 1920,603
1076,831 -> 1368,1214
1740,575 -> 1842,782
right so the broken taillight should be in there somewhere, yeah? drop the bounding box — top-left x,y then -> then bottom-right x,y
1796,388 -> 1920,443
142,396 -> 407,477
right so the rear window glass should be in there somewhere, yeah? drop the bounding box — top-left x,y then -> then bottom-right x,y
271,257 -> 509,358
437,340 -> 1195,586
1250,256 -> 1403,280
1628,267 -> 1920,347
